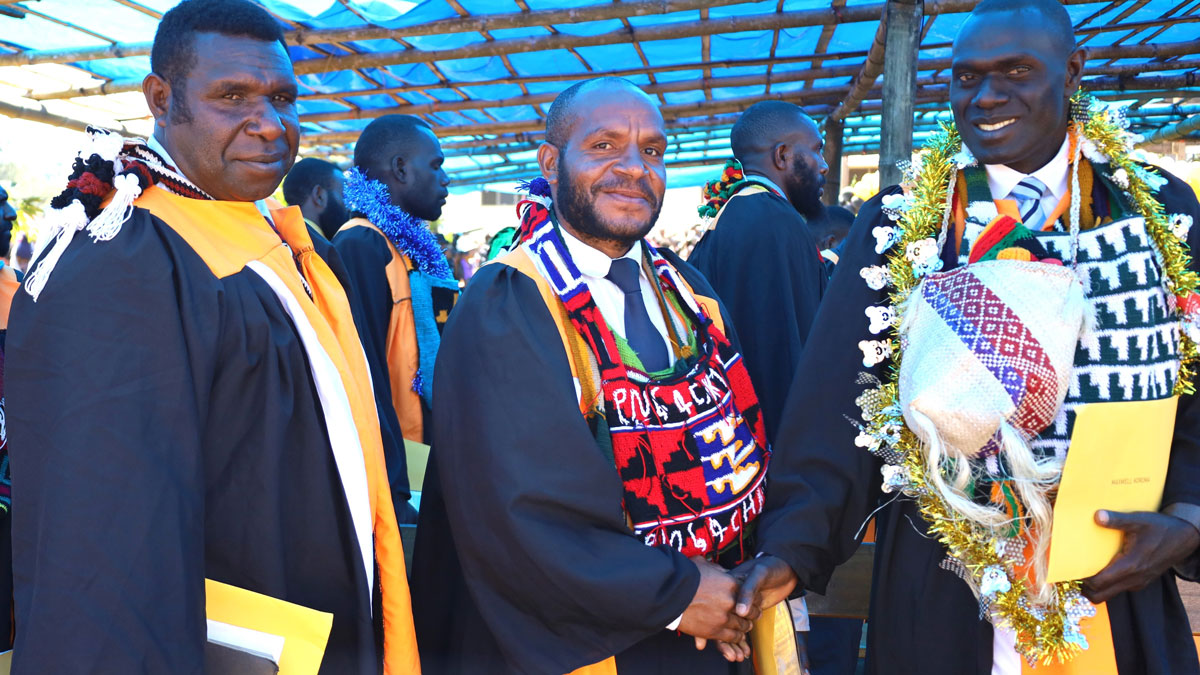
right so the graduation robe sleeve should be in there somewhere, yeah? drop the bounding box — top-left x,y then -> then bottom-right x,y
7,211 -> 216,672
332,225 -> 412,507
432,261 -> 701,674
752,187 -> 902,592
687,191 -> 827,442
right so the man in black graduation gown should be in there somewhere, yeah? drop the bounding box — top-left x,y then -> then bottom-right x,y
755,0 -> 1200,672
412,77 -> 802,675
5,1 -> 420,672
686,99 -> 853,675
283,157 -> 348,242
334,115 -> 457,524
688,102 -> 829,442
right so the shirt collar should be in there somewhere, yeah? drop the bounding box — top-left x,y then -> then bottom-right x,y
558,223 -> 643,280
146,133 -> 276,222
984,134 -> 1070,205
743,172 -> 786,199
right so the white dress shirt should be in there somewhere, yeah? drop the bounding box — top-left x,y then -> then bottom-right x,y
559,226 -> 675,367
984,135 -> 1070,228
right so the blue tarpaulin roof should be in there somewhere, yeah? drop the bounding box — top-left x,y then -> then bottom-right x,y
0,0 -> 1196,190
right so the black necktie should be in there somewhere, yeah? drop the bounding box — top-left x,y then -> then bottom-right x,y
606,257 -> 670,372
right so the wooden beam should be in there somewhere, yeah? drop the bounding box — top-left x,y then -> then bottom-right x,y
0,0 -> 757,67
879,0 -> 922,188
823,117 -> 845,206
28,39 -> 1199,102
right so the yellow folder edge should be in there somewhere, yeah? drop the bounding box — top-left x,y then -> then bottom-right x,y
1045,396 -> 1178,583
405,439 -> 430,493
205,579 -> 334,675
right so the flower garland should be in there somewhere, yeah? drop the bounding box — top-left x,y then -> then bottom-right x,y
855,91 -> 1200,664
342,166 -> 453,280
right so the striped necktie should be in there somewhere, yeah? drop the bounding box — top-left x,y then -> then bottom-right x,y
1007,177 -> 1049,231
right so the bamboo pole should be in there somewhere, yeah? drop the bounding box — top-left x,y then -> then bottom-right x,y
1139,114 -> 1200,144
0,99 -> 127,135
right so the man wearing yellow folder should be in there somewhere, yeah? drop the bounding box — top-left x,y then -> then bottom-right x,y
754,0 -> 1200,673
5,1 -> 419,672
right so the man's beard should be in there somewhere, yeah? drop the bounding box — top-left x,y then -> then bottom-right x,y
556,159 -> 662,245
786,156 -> 825,221
317,196 -> 349,240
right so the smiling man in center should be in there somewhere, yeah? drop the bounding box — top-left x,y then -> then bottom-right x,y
411,77 -> 801,674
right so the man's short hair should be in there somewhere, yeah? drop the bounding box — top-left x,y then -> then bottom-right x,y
810,204 -> 855,241
353,115 -> 433,174
968,0 -> 1075,54
730,101 -> 808,161
152,0 -> 287,120
282,158 -> 341,207
545,77 -> 640,147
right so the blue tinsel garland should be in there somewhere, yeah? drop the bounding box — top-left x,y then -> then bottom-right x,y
342,167 -> 453,279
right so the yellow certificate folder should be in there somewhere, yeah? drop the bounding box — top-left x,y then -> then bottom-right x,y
206,579 -> 334,675
1045,396 -> 1178,583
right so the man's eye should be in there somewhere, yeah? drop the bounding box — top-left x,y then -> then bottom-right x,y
957,73 -> 976,84
594,142 -> 612,150
644,147 -> 662,157
273,95 -> 295,104
223,93 -> 244,101
1009,65 -> 1031,76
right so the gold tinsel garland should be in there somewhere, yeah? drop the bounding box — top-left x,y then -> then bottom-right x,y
860,91 -> 1200,664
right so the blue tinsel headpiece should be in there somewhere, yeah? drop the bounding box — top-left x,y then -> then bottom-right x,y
343,166 -> 453,280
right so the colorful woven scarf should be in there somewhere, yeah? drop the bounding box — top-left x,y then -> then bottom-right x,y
520,205 -> 770,562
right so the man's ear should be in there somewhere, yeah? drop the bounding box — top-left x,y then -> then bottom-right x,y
391,154 -> 407,184
772,142 -> 790,172
311,183 -> 327,209
537,142 -> 560,193
1065,47 -> 1087,96
143,72 -> 172,130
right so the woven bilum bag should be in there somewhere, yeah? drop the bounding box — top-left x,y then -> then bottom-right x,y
898,259 -> 1087,601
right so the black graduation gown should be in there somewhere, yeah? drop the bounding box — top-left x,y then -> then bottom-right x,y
755,169 -> 1200,675
687,189 -> 828,444
411,249 -> 752,675
332,225 -> 414,512
6,206 -> 382,674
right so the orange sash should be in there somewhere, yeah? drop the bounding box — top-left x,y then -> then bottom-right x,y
338,218 -> 424,443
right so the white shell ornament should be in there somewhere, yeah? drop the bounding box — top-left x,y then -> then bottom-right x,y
980,565 -> 1011,598
860,265 -> 891,291
1171,214 -> 1193,241
873,226 -> 899,254
859,339 -> 892,367
866,305 -> 896,334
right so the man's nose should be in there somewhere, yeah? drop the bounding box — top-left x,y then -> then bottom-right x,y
246,98 -> 287,142
974,75 -> 1008,110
